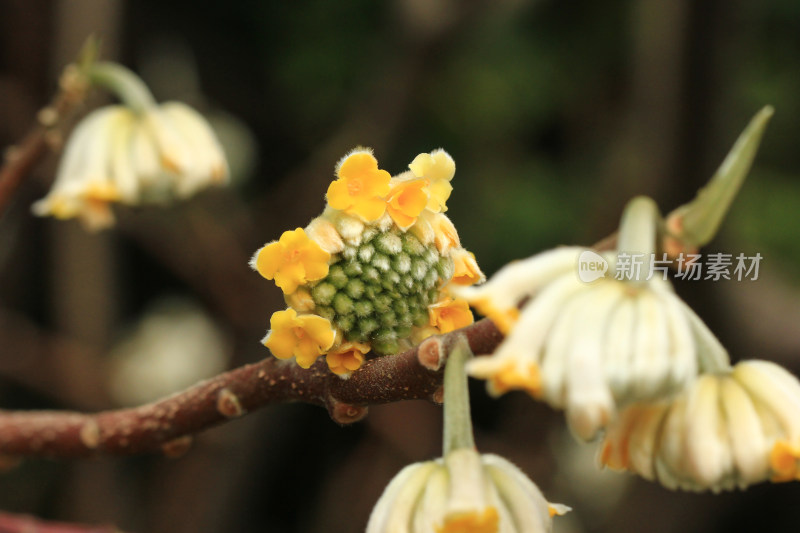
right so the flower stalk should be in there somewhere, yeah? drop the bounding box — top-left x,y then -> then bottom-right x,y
442,335 -> 475,455
88,61 -> 157,114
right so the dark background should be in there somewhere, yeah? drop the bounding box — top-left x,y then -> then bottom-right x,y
1,1 -> 799,532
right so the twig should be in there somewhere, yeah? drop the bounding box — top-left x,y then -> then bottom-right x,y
0,318 -> 502,458
0,65 -> 88,217
0,512 -> 122,533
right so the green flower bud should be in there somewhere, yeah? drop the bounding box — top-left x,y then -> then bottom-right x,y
358,317 -> 379,336
372,338 -> 399,355
362,265 -> 380,284
362,227 -> 378,242
311,282 -> 337,306
372,253 -> 391,272
333,292 -> 354,315
358,244 -> 375,263
393,253 -> 412,274
394,299 -> 410,316
382,271 -> 401,291
363,284 -> 380,300
335,314 -> 355,331
402,233 -> 424,256
380,310 -> 397,327
412,309 -> 429,327
317,306 -> 335,321
373,294 -> 393,313
423,248 -> 438,265
342,246 -> 357,260
424,269 -> 439,289
411,258 -> 428,281
344,261 -> 363,277
346,279 -> 365,299
375,232 -> 402,255
328,264 -> 348,289
437,257 -> 454,280
354,300 -> 374,317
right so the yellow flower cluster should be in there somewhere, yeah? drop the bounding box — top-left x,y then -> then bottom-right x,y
251,148 -> 482,376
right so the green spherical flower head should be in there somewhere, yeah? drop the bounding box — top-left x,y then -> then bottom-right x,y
306,228 -> 453,355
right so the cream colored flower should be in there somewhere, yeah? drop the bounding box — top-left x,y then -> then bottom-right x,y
33,102 -> 228,230
453,245 -> 729,441
601,360 -> 800,492
367,447 -> 566,533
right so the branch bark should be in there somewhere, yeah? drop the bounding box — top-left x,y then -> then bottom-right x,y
0,512 -> 122,533
0,65 -> 88,217
0,318 -> 502,458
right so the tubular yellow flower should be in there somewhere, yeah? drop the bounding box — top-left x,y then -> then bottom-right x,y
262,308 -> 335,368
450,248 -> 486,286
368,336 -> 567,533
600,360 -> 800,492
251,228 -> 331,294
326,341 -> 370,376
367,449 -> 562,533
453,198 -> 731,441
253,147 -> 481,369
33,100 -> 229,231
327,149 -> 391,221
430,213 -> 461,255
409,149 -> 455,213
429,298 -> 474,334
386,178 -> 429,230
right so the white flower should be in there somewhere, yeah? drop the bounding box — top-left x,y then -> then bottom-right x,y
453,245 -> 729,441
600,360 -> 800,492
33,102 -> 228,230
367,447 -> 567,533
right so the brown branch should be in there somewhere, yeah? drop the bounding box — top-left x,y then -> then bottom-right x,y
0,319 -> 502,458
0,65 -> 88,217
0,512 -> 122,533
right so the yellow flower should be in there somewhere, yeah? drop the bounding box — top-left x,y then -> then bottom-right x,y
431,213 -> 462,254
262,308 -> 335,368
450,248 -> 485,286
326,341 -> 370,376
455,246 -> 727,441
408,149 -> 455,212
600,360 -> 800,492
327,149 -> 391,221
367,448 -> 565,533
386,178 -> 429,230
251,228 -> 331,294
429,298 -> 474,334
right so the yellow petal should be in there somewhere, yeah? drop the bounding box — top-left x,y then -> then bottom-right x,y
253,228 -> 330,294
429,298 -> 474,334
427,179 -> 454,213
326,342 -> 370,375
387,179 -> 429,230
450,249 -> 485,286
262,309 -> 335,368
437,507 -> 498,533
327,149 -> 391,221
429,213 -> 461,254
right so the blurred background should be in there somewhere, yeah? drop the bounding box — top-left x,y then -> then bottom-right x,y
1,0 -> 799,532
